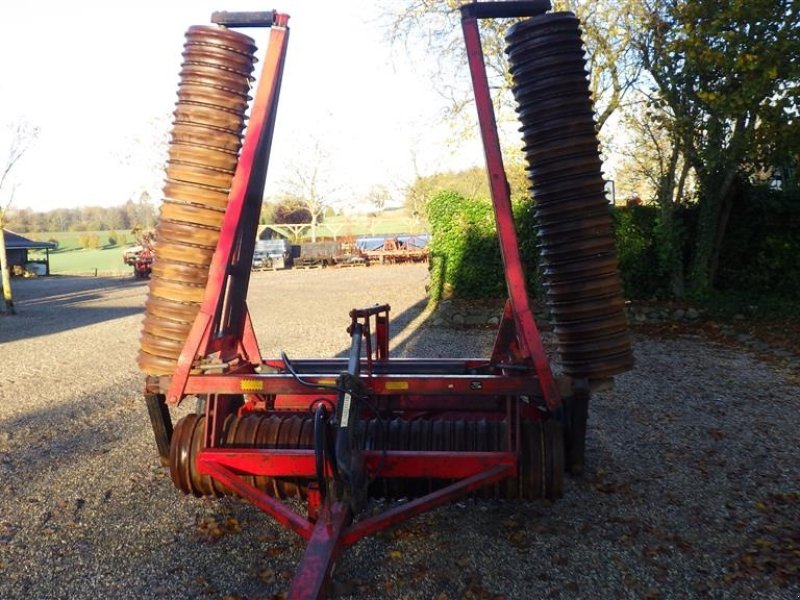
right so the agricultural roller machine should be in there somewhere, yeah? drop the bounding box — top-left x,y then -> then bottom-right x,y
138,2 -> 634,598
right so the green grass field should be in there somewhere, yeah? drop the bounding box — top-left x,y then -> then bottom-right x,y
45,247 -> 130,275
25,230 -> 135,275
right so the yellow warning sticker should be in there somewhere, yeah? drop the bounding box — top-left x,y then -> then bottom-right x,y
240,379 -> 264,392
317,379 -> 336,386
385,381 -> 409,391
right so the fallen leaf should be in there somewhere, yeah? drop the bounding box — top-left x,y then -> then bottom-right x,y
383,579 -> 395,595
226,517 -> 242,533
258,569 -> 276,584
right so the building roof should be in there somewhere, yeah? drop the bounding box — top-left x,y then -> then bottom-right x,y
2,229 -> 57,250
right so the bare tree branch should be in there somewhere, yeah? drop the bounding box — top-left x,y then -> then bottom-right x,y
0,121 -> 39,208
280,139 -> 337,242
1,119 -> 39,314
382,0 -> 642,132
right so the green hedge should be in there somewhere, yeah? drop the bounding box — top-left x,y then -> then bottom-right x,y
426,185 -> 800,302
614,191 -> 800,299
426,191 -> 539,301
717,186 -> 800,295
612,206 -> 663,298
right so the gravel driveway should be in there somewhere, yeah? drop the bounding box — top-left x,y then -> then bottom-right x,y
0,265 -> 798,600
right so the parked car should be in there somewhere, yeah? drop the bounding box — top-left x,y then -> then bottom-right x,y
252,239 -> 292,270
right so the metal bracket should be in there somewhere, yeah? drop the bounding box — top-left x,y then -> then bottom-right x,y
144,394 -> 173,465
459,0 -> 550,19
211,10 -> 278,27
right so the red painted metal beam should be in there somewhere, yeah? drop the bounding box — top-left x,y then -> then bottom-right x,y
341,464 -> 514,546
239,306 -> 263,365
461,16 -> 561,413
199,449 -> 516,479
273,394 -> 509,413
183,373 -> 542,397
460,0 -> 550,19
262,357 -> 491,372
167,313 -> 213,404
376,313 -> 389,361
198,456 -> 314,540
288,501 -> 351,600
491,300 -> 523,363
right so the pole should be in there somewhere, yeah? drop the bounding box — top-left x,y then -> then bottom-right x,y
0,212 -> 15,314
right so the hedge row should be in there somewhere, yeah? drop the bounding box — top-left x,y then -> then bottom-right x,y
426,191 -> 542,300
426,187 -> 800,301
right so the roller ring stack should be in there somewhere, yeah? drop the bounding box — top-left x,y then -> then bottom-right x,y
138,26 -> 257,376
505,12 -> 634,380
169,414 -> 564,501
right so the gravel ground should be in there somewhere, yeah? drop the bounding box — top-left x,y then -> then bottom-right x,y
0,264 -> 798,600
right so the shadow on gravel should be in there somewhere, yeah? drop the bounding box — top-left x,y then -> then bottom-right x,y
0,276 -> 147,344
331,298 -> 433,359
0,383 -> 144,490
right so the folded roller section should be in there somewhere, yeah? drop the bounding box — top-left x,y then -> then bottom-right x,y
505,12 -> 634,379
138,26 -> 257,376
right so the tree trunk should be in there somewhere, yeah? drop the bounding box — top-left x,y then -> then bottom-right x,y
657,202 -> 685,299
0,213 -> 16,314
654,146 -> 685,299
708,179 -> 736,287
688,168 -> 737,293
669,159 -> 691,298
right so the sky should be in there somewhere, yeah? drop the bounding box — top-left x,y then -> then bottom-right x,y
0,0 -> 488,213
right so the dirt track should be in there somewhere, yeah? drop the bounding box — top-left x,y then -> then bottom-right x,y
0,266 -> 798,599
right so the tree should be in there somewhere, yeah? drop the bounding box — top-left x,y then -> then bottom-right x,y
403,158 -> 531,222
0,120 -> 39,314
280,140 -> 334,242
405,166 -> 488,222
272,197 -> 312,224
78,233 -> 101,250
637,0 -> 800,292
385,0 -> 640,132
124,192 -> 157,230
111,205 -> 130,231
367,185 -> 391,214
616,96 -> 693,297
259,202 -> 276,225
115,114 -> 170,214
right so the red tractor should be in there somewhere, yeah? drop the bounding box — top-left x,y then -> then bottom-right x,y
133,248 -> 153,279
124,229 -> 155,279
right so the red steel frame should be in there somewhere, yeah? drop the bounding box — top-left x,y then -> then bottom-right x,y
147,3 -> 560,598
